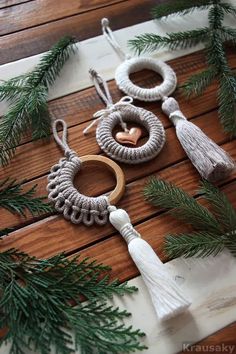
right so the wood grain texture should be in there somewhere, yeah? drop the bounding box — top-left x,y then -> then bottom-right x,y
181,322 -> 236,353
0,0 -> 157,64
0,0 -> 125,35
0,3 -> 236,350
0,0 -> 31,9
1,139 -> 235,260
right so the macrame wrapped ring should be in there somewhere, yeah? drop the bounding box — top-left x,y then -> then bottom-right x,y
47,120 -> 125,226
96,104 -> 165,164
115,57 -> 177,101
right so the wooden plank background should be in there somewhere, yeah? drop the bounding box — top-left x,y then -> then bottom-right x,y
0,1 -> 235,353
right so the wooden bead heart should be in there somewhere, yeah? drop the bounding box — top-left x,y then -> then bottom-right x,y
116,127 -> 142,146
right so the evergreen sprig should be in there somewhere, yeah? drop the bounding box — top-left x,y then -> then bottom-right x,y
0,36 -> 76,166
129,0 -> 236,135
144,178 -> 236,258
0,249 -> 146,354
0,178 -> 53,219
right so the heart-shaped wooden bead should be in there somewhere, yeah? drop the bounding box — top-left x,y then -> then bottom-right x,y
116,127 -> 142,146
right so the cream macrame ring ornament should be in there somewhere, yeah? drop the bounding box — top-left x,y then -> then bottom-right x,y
115,57 -> 177,102
96,104 -> 165,164
101,18 -> 177,102
85,69 -> 166,164
47,119 -> 125,226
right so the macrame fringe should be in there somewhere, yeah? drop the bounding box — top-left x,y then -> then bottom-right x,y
162,97 -> 235,181
108,206 -> 191,321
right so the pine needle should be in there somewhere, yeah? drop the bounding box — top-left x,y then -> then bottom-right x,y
0,178 -> 53,218
164,232 -> 225,258
129,0 -> 236,135
144,178 -> 236,258
199,180 -> 236,231
129,28 -> 208,54
144,178 -> 221,233
151,0 -> 212,19
0,36 -> 76,166
0,250 -> 147,354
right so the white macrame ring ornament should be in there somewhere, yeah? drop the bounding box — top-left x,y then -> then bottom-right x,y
115,57 -> 177,102
47,119 -> 125,226
96,104 -> 165,164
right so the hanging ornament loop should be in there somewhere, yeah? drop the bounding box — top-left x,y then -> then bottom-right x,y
101,18 -> 131,61
52,119 -> 71,155
84,69 -> 134,135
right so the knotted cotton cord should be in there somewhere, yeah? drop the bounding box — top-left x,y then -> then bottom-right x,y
83,69 -> 133,134
47,119 -> 109,226
101,18 -> 131,61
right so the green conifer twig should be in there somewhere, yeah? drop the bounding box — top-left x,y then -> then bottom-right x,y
129,0 -> 236,135
144,178 -> 236,258
0,178 -> 53,218
0,250 -> 147,354
0,36 -> 76,166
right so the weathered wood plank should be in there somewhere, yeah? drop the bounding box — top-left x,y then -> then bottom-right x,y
1,181 -> 234,285
0,0 -> 157,64
0,140 -> 234,261
0,0 -> 126,35
185,322 -> 236,354
0,0 -> 31,9
0,139 -> 235,231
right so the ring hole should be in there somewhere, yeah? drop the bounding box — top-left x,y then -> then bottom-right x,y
73,163 -> 116,197
130,69 -> 163,89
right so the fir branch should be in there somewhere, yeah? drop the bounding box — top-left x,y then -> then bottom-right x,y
144,178 -> 236,258
129,0 -> 236,135
151,0 -> 212,19
181,68 -> 217,97
218,72 -> 236,135
220,2 -> 236,16
129,28 -> 208,54
144,178 -> 221,233
199,180 -> 236,231
0,36 -> 76,166
0,178 -> 53,217
27,36 -> 76,89
0,250 -> 146,354
164,232 -> 225,258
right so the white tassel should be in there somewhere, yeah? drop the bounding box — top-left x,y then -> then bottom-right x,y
108,206 -> 191,321
162,97 -> 235,182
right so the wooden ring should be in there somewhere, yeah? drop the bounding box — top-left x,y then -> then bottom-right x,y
80,155 -> 125,204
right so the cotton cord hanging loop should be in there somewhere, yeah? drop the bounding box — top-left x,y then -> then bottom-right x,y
101,18 -> 131,61
52,119 -> 71,154
86,69 -> 166,164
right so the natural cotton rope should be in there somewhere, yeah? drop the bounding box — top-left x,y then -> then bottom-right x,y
48,119 -> 110,225
102,18 -> 177,101
48,118 -> 191,321
102,18 -> 235,181
85,69 -> 165,164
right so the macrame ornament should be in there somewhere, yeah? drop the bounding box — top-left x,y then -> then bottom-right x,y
83,69 -> 165,164
102,18 -> 235,181
48,119 -> 191,321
